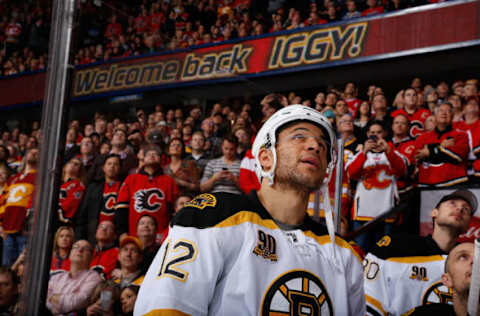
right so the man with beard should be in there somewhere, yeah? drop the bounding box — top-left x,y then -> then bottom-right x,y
364,189 -> 476,315
0,148 -> 38,266
115,145 -> 178,241
135,105 -> 365,315
407,242 -> 479,315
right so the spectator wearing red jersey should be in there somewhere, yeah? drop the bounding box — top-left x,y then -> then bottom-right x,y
0,148 -> 38,266
454,97 -> 480,132
414,102 -> 469,187
304,11 -> 327,27
57,157 -> 86,227
90,221 -> 119,279
4,17 -> 22,51
105,15 -> 122,40
362,0 -> 385,16
115,145 -> 179,240
149,4 -> 165,33
343,82 -> 362,115
391,88 -> 431,138
51,226 -> 74,276
75,154 -> 122,244
464,82 -> 478,102
134,6 -> 150,34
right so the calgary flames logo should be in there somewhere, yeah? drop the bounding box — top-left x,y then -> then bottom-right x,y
410,121 -> 424,138
104,193 -> 117,213
133,188 -> 164,213
261,270 -> 333,316
362,165 -> 392,190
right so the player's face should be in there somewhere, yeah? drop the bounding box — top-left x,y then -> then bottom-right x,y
432,198 -> 471,233
275,122 -> 328,192
443,242 -> 474,296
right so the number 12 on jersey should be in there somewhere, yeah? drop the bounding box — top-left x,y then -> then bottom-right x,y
157,239 -> 198,282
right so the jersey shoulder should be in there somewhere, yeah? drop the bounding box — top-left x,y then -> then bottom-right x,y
368,233 -> 444,260
404,303 -> 454,316
172,192 -> 262,229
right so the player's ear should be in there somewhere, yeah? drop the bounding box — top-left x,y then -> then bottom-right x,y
431,208 -> 438,220
441,273 -> 452,288
258,147 -> 273,172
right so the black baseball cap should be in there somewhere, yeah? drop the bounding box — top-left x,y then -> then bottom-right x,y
436,189 -> 477,214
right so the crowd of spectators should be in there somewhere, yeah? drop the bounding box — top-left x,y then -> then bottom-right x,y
1,0 -> 444,76
0,75 -> 479,312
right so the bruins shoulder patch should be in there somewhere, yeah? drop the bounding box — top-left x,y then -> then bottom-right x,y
184,193 -> 217,210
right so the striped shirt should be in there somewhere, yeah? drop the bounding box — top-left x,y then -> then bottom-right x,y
201,156 -> 242,195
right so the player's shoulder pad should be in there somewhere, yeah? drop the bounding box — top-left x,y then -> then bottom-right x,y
172,192 -> 254,229
368,233 -> 435,259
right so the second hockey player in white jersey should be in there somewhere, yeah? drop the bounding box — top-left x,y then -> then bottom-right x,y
135,105 -> 365,315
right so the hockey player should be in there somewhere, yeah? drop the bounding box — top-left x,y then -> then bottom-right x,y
135,105 -> 365,315
406,242 -> 480,316
364,189 -> 476,315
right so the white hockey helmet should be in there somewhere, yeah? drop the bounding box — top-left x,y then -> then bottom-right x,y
252,104 -> 337,185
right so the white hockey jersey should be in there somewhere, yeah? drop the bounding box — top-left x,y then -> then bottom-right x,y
364,234 -> 451,316
346,149 -> 406,221
135,192 -> 365,316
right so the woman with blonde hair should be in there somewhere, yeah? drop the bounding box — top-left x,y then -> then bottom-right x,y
50,226 -> 75,276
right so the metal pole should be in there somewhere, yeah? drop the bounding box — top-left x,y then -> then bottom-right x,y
334,138 -> 344,233
22,0 -> 77,314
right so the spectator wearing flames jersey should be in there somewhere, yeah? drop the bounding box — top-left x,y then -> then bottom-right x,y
0,148 -> 38,266
391,88 -> 431,139
346,121 -> 407,251
50,226 -> 74,276
90,221 -> 119,279
75,154 -> 122,245
56,157 -> 86,228
115,145 -> 178,241
414,102 -> 469,187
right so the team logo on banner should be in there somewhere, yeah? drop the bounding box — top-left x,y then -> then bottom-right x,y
261,270 -> 333,316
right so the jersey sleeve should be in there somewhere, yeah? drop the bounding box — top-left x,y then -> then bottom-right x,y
134,224 -> 224,316
345,246 -> 366,315
364,252 -> 390,316
115,176 -> 132,235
